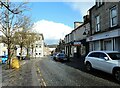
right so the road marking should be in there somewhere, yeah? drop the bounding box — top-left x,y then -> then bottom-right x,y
41,78 -> 44,81
40,74 -> 42,77
41,78 -> 46,87
36,65 -> 47,86
37,68 -> 40,73
43,81 -> 47,86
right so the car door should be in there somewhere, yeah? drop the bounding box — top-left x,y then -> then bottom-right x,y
91,52 -> 102,69
87,52 -> 100,69
96,52 -> 112,73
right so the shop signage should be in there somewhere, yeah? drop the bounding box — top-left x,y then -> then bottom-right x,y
73,42 -> 81,46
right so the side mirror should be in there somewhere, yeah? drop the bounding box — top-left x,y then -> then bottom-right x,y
104,57 -> 109,60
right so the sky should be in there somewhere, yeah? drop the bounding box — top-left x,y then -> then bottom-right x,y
0,1 -> 95,45
28,2 -> 95,45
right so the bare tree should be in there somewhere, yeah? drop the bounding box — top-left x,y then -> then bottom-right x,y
24,31 -> 38,59
0,1 -> 29,68
13,31 -> 26,60
13,16 -> 33,60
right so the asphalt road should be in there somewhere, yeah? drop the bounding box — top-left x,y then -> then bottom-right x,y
2,56 -> 120,87
36,56 -> 120,86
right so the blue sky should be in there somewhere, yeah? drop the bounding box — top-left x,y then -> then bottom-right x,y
28,2 -> 83,28
0,1 -> 95,45
0,1 -> 93,45
26,2 -> 95,45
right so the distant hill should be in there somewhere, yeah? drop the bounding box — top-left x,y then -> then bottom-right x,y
47,44 -> 58,48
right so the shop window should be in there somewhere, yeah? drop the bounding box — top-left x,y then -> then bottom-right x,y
103,39 -> 112,51
94,41 -> 100,51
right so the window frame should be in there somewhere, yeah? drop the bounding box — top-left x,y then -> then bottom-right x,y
103,39 -> 113,51
95,15 -> 100,32
110,6 -> 118,27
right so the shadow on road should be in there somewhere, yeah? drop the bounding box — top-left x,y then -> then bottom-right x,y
63,56 -> 120,84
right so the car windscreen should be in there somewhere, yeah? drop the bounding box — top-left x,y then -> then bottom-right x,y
59,54 -> 65,57
107,53 -> 120,60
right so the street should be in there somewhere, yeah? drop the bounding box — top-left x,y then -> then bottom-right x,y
1,56 -> 120,87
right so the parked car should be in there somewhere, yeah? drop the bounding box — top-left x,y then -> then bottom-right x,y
84,51 -> 120,82
55,53 -> 68,62
52,52 -> 58,61
0,55 -> 8,64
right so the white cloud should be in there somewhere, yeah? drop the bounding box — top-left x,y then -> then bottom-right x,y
32,19 -> 72,44
67,2 -> 95,18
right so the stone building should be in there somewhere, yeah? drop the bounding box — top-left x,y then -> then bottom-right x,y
87,1 -> 120,51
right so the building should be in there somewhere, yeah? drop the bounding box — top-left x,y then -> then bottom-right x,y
43,44 -> 51,56
55,39 -> 65,53
0,32 -> 45,58
65,15 -> 90,58
32,33 -> 44,57
87,1 -> 120,51
0,42 -> 7,56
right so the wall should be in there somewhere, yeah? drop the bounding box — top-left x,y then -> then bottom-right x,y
90,2 -> 119,35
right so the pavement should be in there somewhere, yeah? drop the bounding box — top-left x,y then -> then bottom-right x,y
1,60 -> 32,86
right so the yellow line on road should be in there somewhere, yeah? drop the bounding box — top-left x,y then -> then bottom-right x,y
36,66 -> 47,86
37,68 -> 40,73
40,74 -> 42,77
43,81 -> 47,86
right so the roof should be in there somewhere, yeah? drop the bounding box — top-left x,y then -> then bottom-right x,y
90,51 -> 119,53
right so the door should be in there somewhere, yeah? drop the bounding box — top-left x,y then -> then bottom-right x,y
96,52 -> 112,73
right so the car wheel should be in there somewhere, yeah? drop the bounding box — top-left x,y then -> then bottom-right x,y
85,62 -> 92,71
114,70 -> 120,82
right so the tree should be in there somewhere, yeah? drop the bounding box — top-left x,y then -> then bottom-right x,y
13,31 -> 26,60
13,16 -> 33,60
0,1 -> 29,68
24,31 -> 38,59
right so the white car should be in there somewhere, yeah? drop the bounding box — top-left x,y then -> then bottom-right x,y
84,51 -> 120,82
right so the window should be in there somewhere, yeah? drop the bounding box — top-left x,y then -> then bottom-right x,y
39,44 -> 41,48
3,43 -> 6,47
36,44 -> 38,48
88,52 -> 99,58
108,53 -> 120,60
103,39 -> 112,51
95,15 -> 100,32
99,53 -> 107,59
39,53 -> 41,55
94,41 -> 100,51
3,51 -> 6,55
110,6 -> 117,27
36,53 -> 37,55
